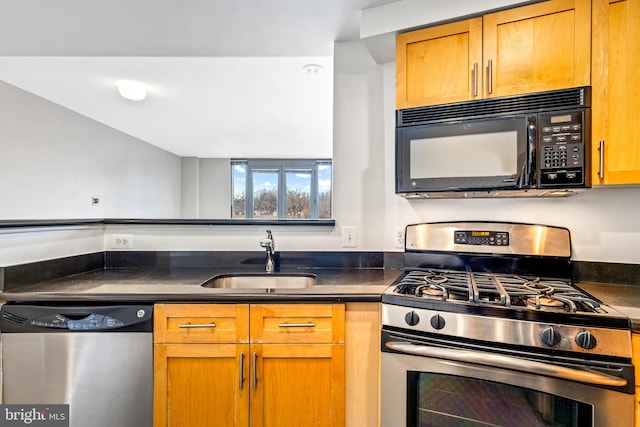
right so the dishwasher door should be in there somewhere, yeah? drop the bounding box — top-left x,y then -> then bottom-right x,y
1,304 -> 153,427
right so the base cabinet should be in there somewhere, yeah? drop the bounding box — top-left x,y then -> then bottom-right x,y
154,303 -> 345,427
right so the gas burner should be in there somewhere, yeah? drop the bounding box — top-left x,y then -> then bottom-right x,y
415,284 -> 446,299
527,295 -> 566,311
424,274 -> 448,285
523,280 -> 554,294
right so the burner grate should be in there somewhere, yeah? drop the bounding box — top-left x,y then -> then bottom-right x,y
393,269 -> 603,313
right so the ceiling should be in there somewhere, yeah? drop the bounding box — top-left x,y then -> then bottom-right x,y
0,0 -> 399,158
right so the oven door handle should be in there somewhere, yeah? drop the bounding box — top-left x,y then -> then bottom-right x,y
385,341 -> 627,387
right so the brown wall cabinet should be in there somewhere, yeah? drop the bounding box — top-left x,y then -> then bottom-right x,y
396,0 -> 591,109
591,0 -> 640,185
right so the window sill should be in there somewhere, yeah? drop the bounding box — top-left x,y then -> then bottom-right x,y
0,218 -> 335,229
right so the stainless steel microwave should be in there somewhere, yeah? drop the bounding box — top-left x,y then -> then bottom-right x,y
395,87 -> 591,198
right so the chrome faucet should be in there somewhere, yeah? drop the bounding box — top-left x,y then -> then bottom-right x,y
259,230 -> 275,272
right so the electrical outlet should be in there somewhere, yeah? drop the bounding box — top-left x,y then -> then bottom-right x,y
394,226 -> 405,249
111,234 -> 133,249
342,226 -> 357,248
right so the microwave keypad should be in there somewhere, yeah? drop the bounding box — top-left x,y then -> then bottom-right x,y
538,111 -> 585,186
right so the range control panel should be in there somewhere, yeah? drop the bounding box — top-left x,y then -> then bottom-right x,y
454,230 -> 509,246
538,110 -> 587,187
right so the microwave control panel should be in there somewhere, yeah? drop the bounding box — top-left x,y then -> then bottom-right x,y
538,110 -> 586,186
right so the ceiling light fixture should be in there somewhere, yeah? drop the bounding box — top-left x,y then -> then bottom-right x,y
301,64 -> 324,75
117,79 -> 148,101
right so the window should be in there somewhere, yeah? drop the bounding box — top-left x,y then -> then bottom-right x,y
232,159 -> 332,220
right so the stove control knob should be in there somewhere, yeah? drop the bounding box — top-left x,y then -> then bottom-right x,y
540,326 -> 561,347
404,311 -> 420,326
575,331 -> 597,350
430,314 -> 446,330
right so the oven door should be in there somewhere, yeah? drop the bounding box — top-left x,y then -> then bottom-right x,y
381,329 -> 634,427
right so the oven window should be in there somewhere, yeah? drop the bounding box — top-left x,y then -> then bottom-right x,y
407,372 -> 592,427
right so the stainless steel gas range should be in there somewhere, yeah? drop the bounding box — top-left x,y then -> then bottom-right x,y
381,221 -> 634,427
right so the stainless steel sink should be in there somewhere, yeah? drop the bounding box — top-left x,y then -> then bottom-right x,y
201,272 -> 316,290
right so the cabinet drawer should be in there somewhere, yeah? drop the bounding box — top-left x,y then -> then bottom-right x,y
250,304 -> 345,344
154,304 -> 249,344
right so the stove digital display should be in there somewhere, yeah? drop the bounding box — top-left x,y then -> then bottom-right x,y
454,230 -> 509,246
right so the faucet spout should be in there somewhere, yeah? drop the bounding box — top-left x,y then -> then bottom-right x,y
259,230 -> 276,272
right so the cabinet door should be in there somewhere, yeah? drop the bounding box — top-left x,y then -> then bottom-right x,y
250,343 -> 345,427
396,18 -> 483,109
483,0 -> 591,98
154,343 -> 250,427
592,0 -> 640,185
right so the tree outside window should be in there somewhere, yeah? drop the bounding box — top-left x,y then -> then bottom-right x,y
232,159 -> 332,220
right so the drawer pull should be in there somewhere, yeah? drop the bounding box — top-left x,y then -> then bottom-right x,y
178,322 -> 217,329
278,322 -> 316,328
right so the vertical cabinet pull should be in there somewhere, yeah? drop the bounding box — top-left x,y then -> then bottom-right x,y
473,63 -> 478,97
252,352 -> 258,391
487,60 -> 493,95
598,140 -> 605,179
239,352 -> 245,390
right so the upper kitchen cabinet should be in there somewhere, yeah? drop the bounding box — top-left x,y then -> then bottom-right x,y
591,0 -> 640,185
396,0 -> 591,109
396,18 -> 483,109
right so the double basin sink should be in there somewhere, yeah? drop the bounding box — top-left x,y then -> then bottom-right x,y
201,272 -> 316,291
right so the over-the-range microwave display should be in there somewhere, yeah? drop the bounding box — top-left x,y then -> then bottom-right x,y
395,87 -> 591,198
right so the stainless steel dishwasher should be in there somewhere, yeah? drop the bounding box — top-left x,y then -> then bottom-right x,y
0,304 -> 153,427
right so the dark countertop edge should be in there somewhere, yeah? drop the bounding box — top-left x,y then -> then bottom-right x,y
0,218 -> 335,228
0,293 -> 383,304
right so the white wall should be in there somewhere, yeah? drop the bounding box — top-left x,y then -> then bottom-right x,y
0,81 -> 181,219
3,40 -> 640,267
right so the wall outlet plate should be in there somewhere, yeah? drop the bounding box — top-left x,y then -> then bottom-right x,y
111,234 -> 133,249
394,226 -> 405,249
342,226 -> 357,248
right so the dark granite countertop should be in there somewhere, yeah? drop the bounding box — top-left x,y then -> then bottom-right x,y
575,281 -> 640,332
0,267 -> 401,303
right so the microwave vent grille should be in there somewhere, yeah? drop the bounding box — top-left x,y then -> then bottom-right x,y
398,86 -> 590,126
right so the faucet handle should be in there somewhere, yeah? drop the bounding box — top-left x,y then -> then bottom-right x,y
260,230 -> 275,250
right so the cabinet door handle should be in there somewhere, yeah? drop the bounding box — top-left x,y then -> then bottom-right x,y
178,322 -> 217,328
278,322 -> 316,328
252,352 -> 258,391
239,352 -> 245,390
598,140 -> 605,179
473,63 -> 478,97
487,59 -> 493,95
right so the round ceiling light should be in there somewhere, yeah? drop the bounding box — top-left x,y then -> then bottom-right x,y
117,80 -> 148,101
301,64 -> 324,75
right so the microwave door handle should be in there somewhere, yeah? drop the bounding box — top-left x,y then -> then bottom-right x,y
385,341 -> 627,387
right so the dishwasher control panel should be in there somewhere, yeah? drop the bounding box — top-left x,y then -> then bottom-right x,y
0,304 -> 153,332
28,313 -> 126,330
